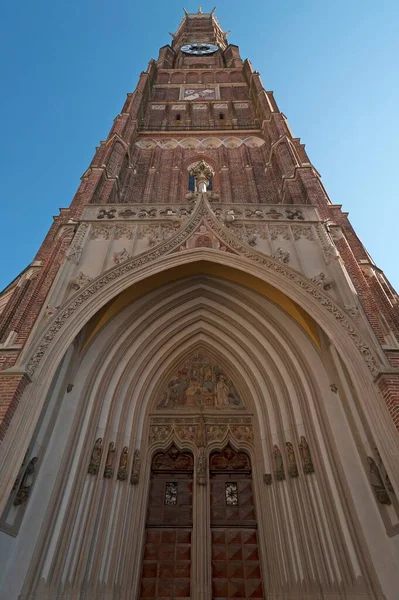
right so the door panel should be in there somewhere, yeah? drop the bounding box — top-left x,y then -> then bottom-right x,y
210,446 -> 264,600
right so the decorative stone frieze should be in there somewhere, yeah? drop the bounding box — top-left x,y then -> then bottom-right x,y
25,196 -> 381,378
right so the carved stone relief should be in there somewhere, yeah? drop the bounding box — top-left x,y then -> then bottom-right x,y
311,272 -> 332,291
149,416 -> 253,447
156,352 -> 244,410
152,445 -> 194,471
70,271 -> 93,291
130,450 -> 141,484
209,445 -> 250,470
269,225 -> 290,241
27,196 -> 381,378
117,447 -> 129,481
88,438 -> 102,475
114,225 -> 135,240
104,442 -> 116,478
286,442 -> 299,478
299,436 -> 315,474
180,224 -> 228,252
89,225 -> 113,240
367,457 -> 391,505
273,445 -> 285,481
113,248 -> 133,265
291,225 -> 315,241
66,223 -> 89,264
271,248 -> 290,264
138,223 -> 181,247
13,457 -> 38,506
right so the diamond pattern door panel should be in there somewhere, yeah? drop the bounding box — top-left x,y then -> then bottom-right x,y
140,446 -> 193,600
210,446 -> 264,600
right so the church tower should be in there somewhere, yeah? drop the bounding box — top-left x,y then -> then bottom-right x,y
1,8 -> 399,600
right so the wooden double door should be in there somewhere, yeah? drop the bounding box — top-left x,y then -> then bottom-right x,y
140,445 -> 264,600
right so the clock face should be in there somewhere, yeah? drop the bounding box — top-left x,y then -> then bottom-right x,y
181,42 -> 219,55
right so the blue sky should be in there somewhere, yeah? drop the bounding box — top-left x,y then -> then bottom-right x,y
0,1 -> 398,290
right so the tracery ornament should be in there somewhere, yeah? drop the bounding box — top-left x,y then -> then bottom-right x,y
152,445 -> 194,471
26,195 -> 381,378
291,225 -> 315,241
88,438 -> 102,475
285,209 -> 304,221
209,445 -> 250,471
130,450 -> 141,484
286,442 -> 299,478
66,222 -> 89,263
299,436 -> 315,474
104,442 -> 116,479
269,225 -> 290,241
89,224 -> 113,240
117,446 -> 129,481
13,457 -> 38,506
367,457 -> 391,505
273,445 -> 285,481
114,225 -> 135,240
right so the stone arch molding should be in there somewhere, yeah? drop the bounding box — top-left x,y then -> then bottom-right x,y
22,193 -> 382,381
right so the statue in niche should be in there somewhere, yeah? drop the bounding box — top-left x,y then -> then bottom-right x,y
375,448 -> 395,496
367,457 -> 391,505
104,442 -> 116,478
117,447 -> 129,481
88,438 -> 103,475
286,442 -> 299,478
273,445 -> 285,481
299,436 -> 315,474
157,353 -> 244,410
131,450 -> 141,484
13,457 -> 38,506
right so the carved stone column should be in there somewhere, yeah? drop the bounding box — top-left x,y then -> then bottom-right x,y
193,448 -> 211,600
189,161 -> 215,193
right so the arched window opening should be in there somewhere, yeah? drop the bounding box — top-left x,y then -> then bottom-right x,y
188,174 -> 213,192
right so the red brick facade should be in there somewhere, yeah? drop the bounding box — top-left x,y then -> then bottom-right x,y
0,10 -> 398,440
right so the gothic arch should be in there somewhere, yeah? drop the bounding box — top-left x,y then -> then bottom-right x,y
7,271 -> 391,598
1,243 -> 398,521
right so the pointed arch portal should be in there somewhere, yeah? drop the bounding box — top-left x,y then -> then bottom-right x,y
0,256 -> 395,599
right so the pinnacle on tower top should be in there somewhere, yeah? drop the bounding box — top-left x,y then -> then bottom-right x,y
172,6 -> 227,51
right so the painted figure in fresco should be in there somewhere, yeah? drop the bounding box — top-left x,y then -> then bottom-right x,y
215,375 -> 230,408
157,353 -> 244,409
